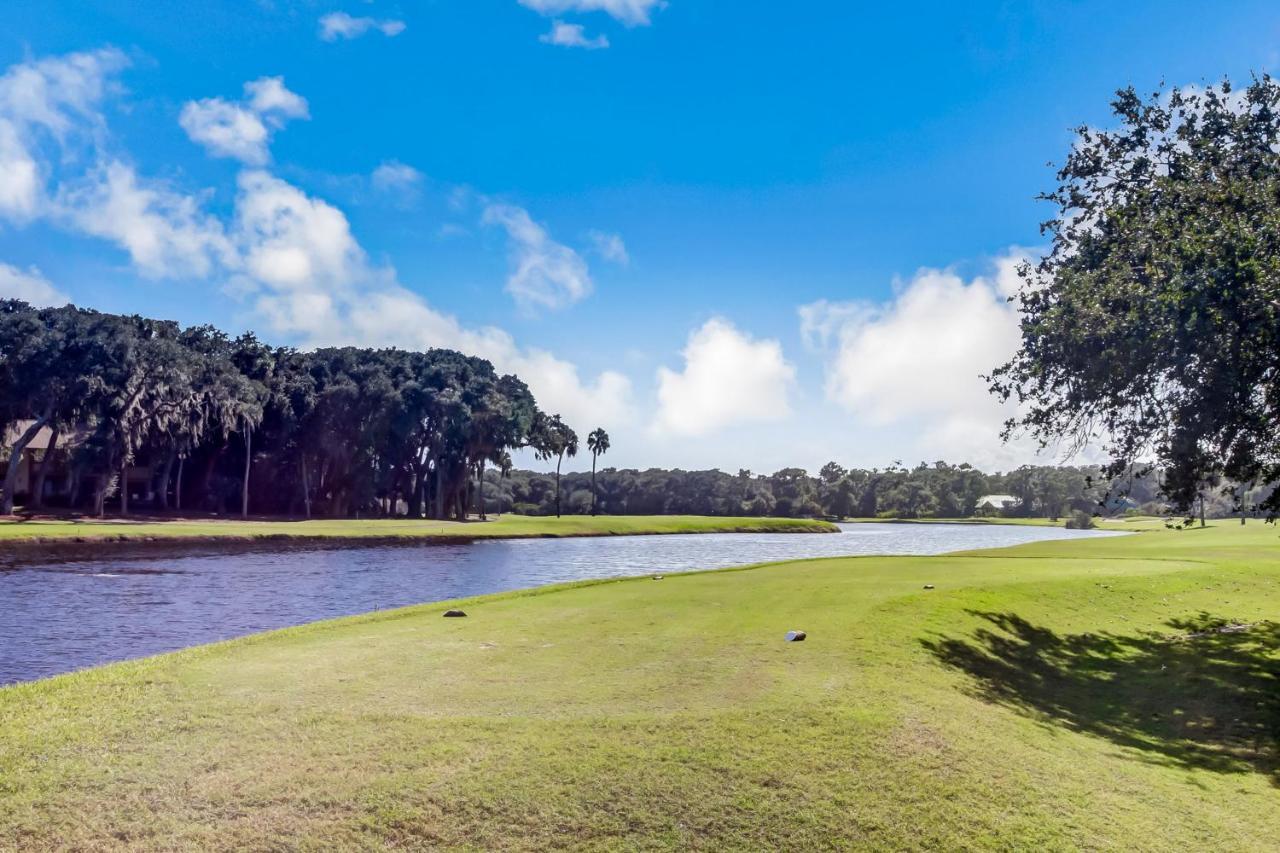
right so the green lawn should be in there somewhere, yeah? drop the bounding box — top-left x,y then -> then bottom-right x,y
0,513 -> 836,543
2,521 -> 1279,849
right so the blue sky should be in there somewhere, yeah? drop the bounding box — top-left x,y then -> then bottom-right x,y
2,1 -> 1278,473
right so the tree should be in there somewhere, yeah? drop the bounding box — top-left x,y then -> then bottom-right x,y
992,77 -> 1280,518
0,303 -> 108,514
531,413 -> 577,518
586,427 -> 610,515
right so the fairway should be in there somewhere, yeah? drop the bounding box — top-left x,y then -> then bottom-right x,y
0,514 -> 836,545
2,520 -> 1278,849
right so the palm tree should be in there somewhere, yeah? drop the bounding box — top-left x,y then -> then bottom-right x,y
586,427 -> 610,516
532,413 -> 577,518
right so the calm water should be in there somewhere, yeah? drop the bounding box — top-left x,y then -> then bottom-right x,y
0,522 -> 1121,684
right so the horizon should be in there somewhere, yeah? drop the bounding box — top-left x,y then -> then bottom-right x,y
2,1 -> 1278,474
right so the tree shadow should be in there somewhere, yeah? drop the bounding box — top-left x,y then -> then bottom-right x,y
922,611 -> 1280,780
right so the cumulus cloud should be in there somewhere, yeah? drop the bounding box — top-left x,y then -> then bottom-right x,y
519,0 -> 665,26
0,47 -> 128,221
318,12 -> 406,41
540,20 -> 610,49
179,76 -> 308,165
228,173 -> 632,427
800,251 -> 1043,466
588,229 -> 628,264
58,161 -> 234,279
482,203 -> 593,310
653,317 -> 795,436
0,262 -> 68,306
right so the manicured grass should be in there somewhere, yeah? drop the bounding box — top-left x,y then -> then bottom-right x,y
3,522 -> 1280,848
0,513 -> 837,544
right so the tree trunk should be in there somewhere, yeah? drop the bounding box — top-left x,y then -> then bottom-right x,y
555,450 -> 564,518
120,457 -> 129,516
1,407 -> 51,514
434,462 -> 444,520
175,456 -> 184,512
1199,494 -> 1206,528
591,453 -> 597,516
158,449 -> 175,512
478,458 -> 486,521
301,455 -> 312,520
241,419 -> 252,519
30,424 -> 61,510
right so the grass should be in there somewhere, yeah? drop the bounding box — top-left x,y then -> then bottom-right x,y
2,520 -> 1280,849
0,513 -> 837,544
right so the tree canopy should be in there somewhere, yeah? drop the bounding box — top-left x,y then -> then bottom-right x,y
0,301 -> 550,519
992,77 -> 1280,516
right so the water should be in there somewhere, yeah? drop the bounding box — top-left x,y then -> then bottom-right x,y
0,522 -> 1122,684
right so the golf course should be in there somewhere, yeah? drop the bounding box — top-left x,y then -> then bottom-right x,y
2,517 -> 1277,850
0,514 -> 836,545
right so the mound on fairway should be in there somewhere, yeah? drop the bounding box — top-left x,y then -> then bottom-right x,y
2,521 -> 1278,849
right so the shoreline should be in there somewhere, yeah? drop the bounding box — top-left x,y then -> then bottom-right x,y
0,515 -> 839,559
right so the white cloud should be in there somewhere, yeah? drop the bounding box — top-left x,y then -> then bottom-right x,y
0,48 -> 128,221
482,203 -> 593,310
233,169 -> 363,295
0,119 -> 39,220
371,160 -> 424,205
0,262 -> 68,306
540,20 -> 610,49
58,161 -> 233,279
653,317 -> 795,436
801,251 -> 1043,467
243,77 -> 309,119
179,76 -> 308,165
518,0 -> 665,26
318,12 -> 407,41
229,173 -> 632,429
588,229 -> 628,264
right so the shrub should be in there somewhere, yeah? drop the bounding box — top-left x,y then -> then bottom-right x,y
1065,509 -> 1096,530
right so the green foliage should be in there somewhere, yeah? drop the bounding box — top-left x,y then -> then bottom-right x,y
0,301 -> 549,519
993,77 -> 1280,518
1065,509 -> 1096,529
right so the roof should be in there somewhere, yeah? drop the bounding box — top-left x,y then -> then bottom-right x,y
2,420 -> 87,451
976,494 -> 1021,507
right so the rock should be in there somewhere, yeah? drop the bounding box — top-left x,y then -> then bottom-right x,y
653,575 -> 664,581
923,584 -> 935,590
785,630 -> 807,642
443,609 -> 467,618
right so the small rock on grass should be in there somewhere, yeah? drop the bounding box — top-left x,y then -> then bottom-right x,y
443,609 -> 467,618
785,630 -> 807,642
923,584 -> 935,590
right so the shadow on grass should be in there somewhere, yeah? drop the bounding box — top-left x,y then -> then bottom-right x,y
922,611 -> 1280,779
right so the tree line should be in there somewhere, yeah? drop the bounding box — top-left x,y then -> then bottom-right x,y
0,300 -> 605,519
475,460 -> 1264,520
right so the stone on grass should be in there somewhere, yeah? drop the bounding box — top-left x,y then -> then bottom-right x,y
923,584 -> 935,590
785,630 -> 807,642
443,609 -> 467,618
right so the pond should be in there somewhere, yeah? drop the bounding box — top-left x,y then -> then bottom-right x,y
0,522 -> 1123,684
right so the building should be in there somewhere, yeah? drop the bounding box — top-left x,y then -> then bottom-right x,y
975,494 -> 1021,514
1,420 -> 97,507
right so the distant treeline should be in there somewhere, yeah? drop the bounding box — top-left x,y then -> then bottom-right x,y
489,461 -> 1271,520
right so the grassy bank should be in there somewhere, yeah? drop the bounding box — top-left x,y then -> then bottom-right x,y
0,513 -> 836,545
3,522 -> 1280,848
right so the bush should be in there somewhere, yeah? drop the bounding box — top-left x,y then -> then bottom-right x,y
1065,509 -> 1096,530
